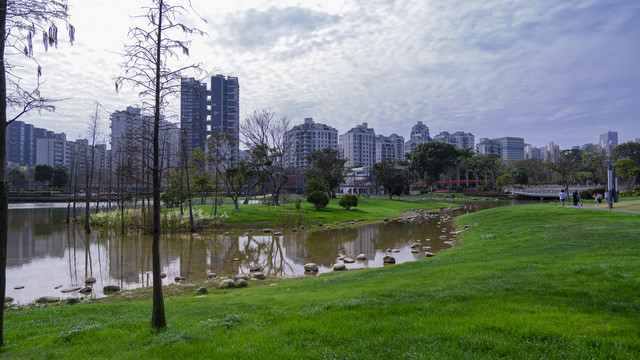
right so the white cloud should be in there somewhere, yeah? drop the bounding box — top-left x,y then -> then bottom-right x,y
7,0 -> 640,149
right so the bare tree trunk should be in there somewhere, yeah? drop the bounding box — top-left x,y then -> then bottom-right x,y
95,154 -> 102,214
185,153 -> 194,233
0,2 -> 8,343
150,0 -> 166,328
84,145 -> 92,233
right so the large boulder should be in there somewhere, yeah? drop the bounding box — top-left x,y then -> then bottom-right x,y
356,254 -> 367,261
383,256 -> 396,264
37,296 -> 60,303
85,277 -> 97,284
4,297 -> 14,303
196,287 -> 207,294
66,296 -> 81,305
219,279 -> 235,288
60,286 -> 82,293
333,263 -> 346,271
236,279 -> 249,287
249,265 -> 261,272
174,276 -> 186,281
79,287 -> 92,293
234,274 -> 248,281
304,263 -> 319,272
252,273 -> 265,280
343,257 -> 355,263
103,285 -> 121,293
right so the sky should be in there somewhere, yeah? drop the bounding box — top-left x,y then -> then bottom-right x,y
7,0 -> 640,150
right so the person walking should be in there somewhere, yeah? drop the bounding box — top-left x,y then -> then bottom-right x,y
559,189 -> 568,207
572,190 -> 579,206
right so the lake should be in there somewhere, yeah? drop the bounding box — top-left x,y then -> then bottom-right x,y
5,199 -> 530,304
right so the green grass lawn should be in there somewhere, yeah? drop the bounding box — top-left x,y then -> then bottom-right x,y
3,204 -> 639,358
607,199 -> 640,211
195,197 -> 455,229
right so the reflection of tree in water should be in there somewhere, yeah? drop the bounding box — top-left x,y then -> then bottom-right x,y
238,235 -> 294,277
297,228 -> 360,267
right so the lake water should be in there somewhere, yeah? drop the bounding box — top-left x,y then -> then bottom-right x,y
5,199 -> 531,304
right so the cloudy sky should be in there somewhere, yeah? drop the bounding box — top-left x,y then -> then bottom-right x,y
7,0 -> 640,149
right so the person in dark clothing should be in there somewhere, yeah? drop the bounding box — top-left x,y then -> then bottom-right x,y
572,190 -> 579,206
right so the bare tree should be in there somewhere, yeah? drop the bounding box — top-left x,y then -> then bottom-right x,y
241,109 -> 293,206
207,132 -> 246,210
115,0 -> 204,329
84,103 -> 103,233
1,0 -> 74,346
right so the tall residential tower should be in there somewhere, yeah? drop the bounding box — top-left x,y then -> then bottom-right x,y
180,74 -> 240,164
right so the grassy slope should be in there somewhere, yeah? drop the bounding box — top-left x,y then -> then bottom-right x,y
3,205 -> 639,359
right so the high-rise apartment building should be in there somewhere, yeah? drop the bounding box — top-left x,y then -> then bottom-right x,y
36,133 -> 68,168
284,118 -> 339,172
405,121 -> 431,155
180,74 -> 240,165
110,106 -> 179,169
376,134 -> 405,163
542,141 -> 560,163
6,120 -> 53,168
494,137 -> 525,161
524,144 -> 541,160
475,138 -> 502,156
598,131 -> 618,156
434,131 -> 475,149
180,77 -> 209,156
340,123 -> 376,168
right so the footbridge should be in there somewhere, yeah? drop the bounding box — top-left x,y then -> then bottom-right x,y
509,186 -> 592,200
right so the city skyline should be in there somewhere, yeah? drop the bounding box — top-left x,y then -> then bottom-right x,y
6,0 -> 639,149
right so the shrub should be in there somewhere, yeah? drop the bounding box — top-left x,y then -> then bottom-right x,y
305,177 -> 328,195
339,194 -> 358,210
307,191 -> 329,210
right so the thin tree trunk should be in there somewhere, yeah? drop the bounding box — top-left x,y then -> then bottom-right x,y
150,0 -> 166,328
0,0 -> 8,344
185,154 -> 194,233
84,145 -> 92,233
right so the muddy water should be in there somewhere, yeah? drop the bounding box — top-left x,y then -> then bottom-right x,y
5,200 -> 522,304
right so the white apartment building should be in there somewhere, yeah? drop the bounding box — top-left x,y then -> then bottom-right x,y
542,141 -> 560,163
284,118 -> 339,172
36,133 -> 67,168
376,134 -> 405,163
340,123 -> 376,168
475,138 -> 502,156
110,106 -> 180,169
405,121 -> 431,155
524,144 -> 541,160
433,131 -> 475,149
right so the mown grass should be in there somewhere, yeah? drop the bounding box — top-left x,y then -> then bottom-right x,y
3,204 -> 639,359
194,197 -> 454,229
611,199 -> 640,211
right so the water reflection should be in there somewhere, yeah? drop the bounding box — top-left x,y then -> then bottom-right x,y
6,200 -> 527,305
